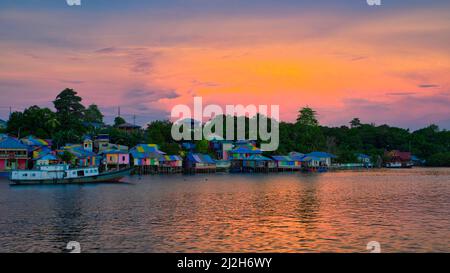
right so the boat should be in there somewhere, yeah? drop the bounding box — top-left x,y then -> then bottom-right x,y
9,164 -> 132,185
385,162 -> 413,168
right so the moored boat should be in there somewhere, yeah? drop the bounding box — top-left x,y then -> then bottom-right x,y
9,164 -> 132,185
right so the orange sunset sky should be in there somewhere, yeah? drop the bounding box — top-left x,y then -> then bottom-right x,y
0,0 -> 449,129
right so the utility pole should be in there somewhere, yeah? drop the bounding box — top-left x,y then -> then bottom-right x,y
118,106 -> 121,117
133,115 -> 136,126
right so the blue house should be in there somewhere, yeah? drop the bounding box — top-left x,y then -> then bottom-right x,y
0,136 -> 29,174
304,152 -> 336,167
356,153 -> 373,167
272,155 -> 302,171
185,153 -> 216,173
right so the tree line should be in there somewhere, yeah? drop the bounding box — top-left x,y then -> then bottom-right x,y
1,88 -> 449,166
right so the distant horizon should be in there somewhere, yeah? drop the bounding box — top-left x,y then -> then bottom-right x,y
1,1 -> 449,130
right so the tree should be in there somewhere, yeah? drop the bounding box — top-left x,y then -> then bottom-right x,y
296,107 -> 319,126
114,116 -> 126,127
84,104 -> 104,124
53,88 -> 85,131
195,139 -> 210,154
7,106 -> 57,138
58,151 -> 76,165
350,118 -> 362,128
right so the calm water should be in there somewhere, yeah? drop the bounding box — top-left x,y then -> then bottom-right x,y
0,168 -> 449,253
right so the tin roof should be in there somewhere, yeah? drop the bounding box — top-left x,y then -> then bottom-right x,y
187,153 -> 216,164
0,136 -> 28,150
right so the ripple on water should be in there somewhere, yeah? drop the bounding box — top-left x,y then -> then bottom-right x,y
0,168 -> 449,252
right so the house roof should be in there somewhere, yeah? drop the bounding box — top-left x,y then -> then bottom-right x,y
386,150 -> 411,161
230,143 -> 262,154
301,156 -> 324,162
130,144 -> 165,159
0,136 -> 28,150
63,144 -> 97,158
306,151 -> 336,159
187,153 -> 216,164
100,149 -> 129,155
159,155 -> 182,162
230,154 -> 273,161
272,155 -> 297,162
117,122 -> 141,129
35,153 -> 58,161
21,135 -> 49,147
33,146 -> 52,159
0,119 -> 6,128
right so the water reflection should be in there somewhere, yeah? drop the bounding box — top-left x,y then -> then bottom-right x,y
0,168 -> 449,252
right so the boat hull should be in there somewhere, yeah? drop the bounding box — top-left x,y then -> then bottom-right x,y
10,168 -> 133,186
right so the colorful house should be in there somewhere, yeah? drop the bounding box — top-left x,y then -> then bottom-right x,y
304,152 -> 336,167
240,154 -> 276,172
35,153 -> 59,166
130,144 -> 165,174
272,155 -> 302,171
158,155 -> 183,173
356,153 -> 373,167
21,135 -> 51,150
206,134 -> 233,160
229,142 -> 264,172
0,136 -> 29,174
384,150 -> 413,168
185,153 -> 216,173
82,136 -> 94,152
300,155 -> 325,171
100,149 -> 130,170
94,134 -> 110,152
62,144 -> 99,167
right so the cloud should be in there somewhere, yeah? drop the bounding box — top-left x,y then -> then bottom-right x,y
94,46 -> 161,74
60,80 -> 85,85
418,84 -> 439,89
386,92 -> 417,96
124,89 -> 180,102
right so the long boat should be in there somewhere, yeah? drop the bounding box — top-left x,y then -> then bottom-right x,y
9,164 -> 132,186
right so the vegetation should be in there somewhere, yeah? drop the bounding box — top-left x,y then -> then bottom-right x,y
3,88 -> 450,166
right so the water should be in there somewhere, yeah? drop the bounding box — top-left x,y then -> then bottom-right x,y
0,168 -> 449,253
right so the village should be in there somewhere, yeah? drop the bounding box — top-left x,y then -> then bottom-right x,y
0,130 -> 418,177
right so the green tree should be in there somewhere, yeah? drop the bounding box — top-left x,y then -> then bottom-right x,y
53,88 -> 85,132
84,104 -> 104,124
7,106 -> 57,138
350,118 -> 362,128
195,139 -> 209,154
296,107 -> 319,126
58,151 -> 76,165
114,116 -> 126,127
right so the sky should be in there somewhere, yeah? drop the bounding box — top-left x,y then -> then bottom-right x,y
0,0 -> 449,130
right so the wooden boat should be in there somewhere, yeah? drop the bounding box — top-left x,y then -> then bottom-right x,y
9,164 -> 132,186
